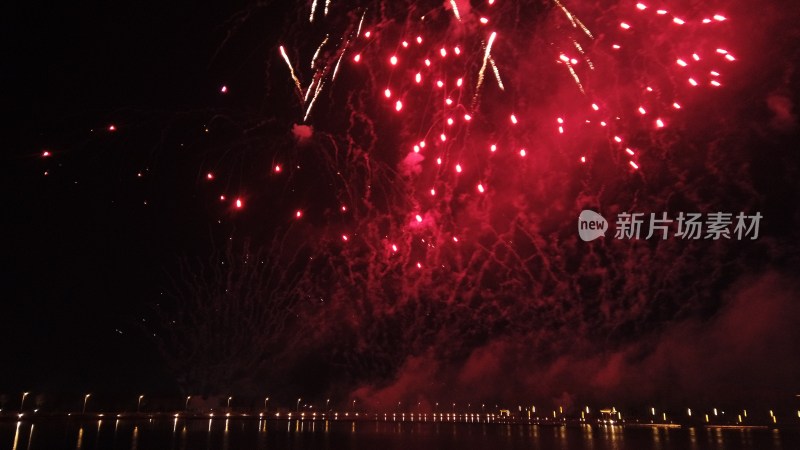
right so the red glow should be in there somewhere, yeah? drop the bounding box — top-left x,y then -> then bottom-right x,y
264,0 -> 737,277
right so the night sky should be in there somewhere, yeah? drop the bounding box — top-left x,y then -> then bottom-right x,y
4,0 -> 251,397
4,0 -> 800,412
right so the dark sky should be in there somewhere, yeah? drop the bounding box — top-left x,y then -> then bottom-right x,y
3,0 -> 800,412
3,1 -> 252,398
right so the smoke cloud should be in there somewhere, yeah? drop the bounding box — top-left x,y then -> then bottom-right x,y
349,271 -> 800,410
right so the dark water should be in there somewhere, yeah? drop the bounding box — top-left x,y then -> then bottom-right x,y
1,419 -> 797,450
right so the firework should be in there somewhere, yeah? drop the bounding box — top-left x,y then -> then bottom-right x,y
276,0 -> 736,255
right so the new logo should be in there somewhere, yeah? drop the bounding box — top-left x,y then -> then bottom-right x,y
578,210 -> 608,241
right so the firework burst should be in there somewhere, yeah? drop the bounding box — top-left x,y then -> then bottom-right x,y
275,0 -> 737,261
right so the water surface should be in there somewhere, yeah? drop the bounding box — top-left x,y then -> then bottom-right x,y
1,418 -> 796,450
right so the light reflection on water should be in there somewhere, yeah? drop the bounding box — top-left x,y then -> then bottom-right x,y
0,419 -> 797,450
